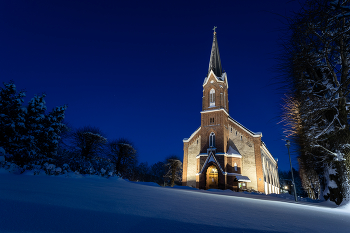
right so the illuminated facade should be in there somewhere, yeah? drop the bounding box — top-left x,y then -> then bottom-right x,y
182,31 -> 279,194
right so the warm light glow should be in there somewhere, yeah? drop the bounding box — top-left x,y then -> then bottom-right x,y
278,95 -> 301,138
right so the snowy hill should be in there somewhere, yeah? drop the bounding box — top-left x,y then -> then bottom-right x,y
0,172 -> 349,233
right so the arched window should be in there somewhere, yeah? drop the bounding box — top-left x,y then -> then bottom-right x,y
224,92 -> 226,108
209,132 -> 215,148
210,89 -> 215,107
234,163 -> 237,171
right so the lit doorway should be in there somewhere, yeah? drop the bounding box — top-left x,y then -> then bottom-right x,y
206,165 -> 218,189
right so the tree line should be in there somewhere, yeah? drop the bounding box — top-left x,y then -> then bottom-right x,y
0,81 -> 182,186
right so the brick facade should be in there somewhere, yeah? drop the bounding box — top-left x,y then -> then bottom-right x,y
182,33 -> 279,193
182,69 -> 278,192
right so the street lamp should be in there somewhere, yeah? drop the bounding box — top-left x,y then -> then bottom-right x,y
286,140 -> 298,202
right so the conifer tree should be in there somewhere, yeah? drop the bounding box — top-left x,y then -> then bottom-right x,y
24,94 -> 68,161
0,81 -> 27,163
164,156 -> 182,187
25,94 -> 47,161
0,81 -> 68,165
39,105 -> 67,158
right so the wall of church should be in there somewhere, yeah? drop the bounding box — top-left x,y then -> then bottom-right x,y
200,111 -> 228,154
228,124 -> 258,191
215,155 -> 225,173
185,135 -> 201,188
261,148 -> 279,194
226,157 -> 241,173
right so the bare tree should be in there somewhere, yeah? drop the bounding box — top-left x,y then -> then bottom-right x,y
70,126 -> 107,160
107,138 -> 137,178
279,0 -> 350,204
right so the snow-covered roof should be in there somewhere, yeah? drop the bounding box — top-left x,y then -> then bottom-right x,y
215,146 -> 242,158
196,153 -> 209,158
228,116 -> 262,138
198,151 -> 225,175
226,146 -> 241,157
203,70 -> 228,87
200,109 -> 262,139
201,108 -> 228,114
261,142 -> 278,165
236,176 -> 251,183
183,127 -> 201,143
226,173 -> 241,176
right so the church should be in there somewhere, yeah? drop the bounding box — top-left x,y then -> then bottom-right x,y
182,29 -> 280,194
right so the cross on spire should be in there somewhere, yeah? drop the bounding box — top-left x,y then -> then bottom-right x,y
208,27 -> 222,77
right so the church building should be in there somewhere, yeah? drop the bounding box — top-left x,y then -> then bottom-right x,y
182,30 -> 280,194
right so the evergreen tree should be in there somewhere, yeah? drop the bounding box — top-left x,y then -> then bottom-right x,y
39,105 -> 67,158
24,94 -> 67,162
25,94 -> 47,161
0,81 -> 67,165
164,155 -> 182,187
0,81 -> 27,163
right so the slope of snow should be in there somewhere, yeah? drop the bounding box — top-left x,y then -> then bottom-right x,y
0,172 -> 349,233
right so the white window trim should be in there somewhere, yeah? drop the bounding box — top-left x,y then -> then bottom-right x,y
209,132 -> 215,148
224,92 -> 226,108
210,89 -> 215,107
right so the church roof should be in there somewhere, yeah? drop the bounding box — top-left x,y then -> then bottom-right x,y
208,32 -> 223,77
226,146 -> 241,157
236,176 -> 251,183
228,115 -> 262,137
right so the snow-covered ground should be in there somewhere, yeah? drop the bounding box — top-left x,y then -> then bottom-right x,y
0,170 -> 349,233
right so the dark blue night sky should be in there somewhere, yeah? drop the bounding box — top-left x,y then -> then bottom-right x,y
0,0 -> 302,171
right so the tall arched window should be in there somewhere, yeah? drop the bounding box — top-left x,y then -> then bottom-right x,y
234,163 -> 237,171
209,132 -> 215,148
210,89 -> 215,107
224,92 -> 226,108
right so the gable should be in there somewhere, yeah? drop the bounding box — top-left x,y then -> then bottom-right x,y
203,70 -> 228,87
199,151 -> 225,174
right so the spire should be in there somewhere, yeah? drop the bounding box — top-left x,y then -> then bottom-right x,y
208,27 -> 223,77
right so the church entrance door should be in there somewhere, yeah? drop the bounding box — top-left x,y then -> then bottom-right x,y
206,165 -> 218,189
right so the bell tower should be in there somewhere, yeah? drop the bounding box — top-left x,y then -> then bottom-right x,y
200,27 -> 229,154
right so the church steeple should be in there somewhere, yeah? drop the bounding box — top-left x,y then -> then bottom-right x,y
208,27 -> 223,77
